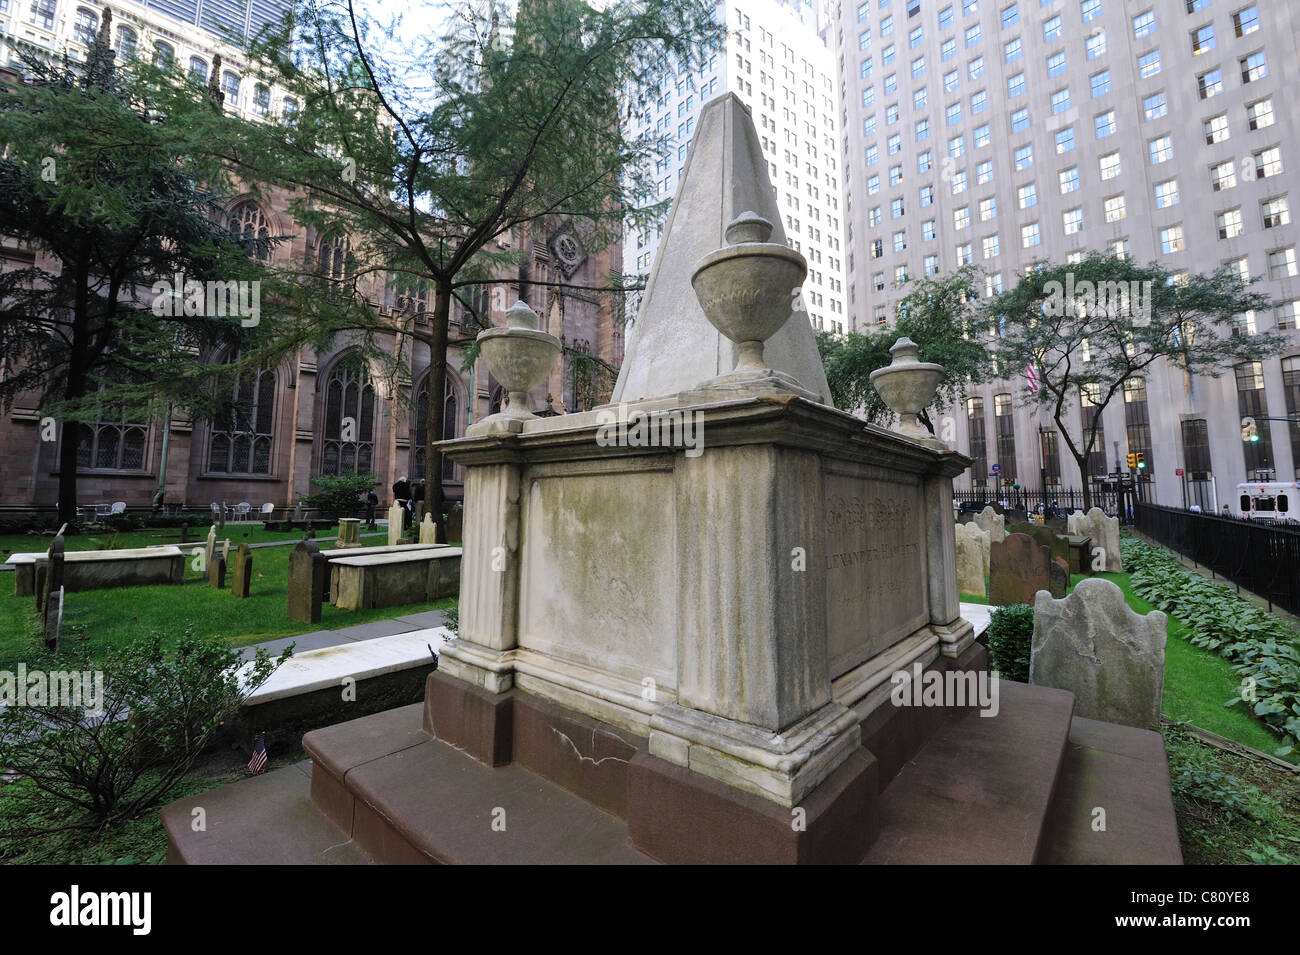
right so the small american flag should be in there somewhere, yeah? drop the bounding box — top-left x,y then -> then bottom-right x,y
247,734 -> 268,775
1026,362 -> 1040,393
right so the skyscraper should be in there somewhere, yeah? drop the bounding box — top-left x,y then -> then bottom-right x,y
626,0 -> 848,336
836,0 -> 1300,508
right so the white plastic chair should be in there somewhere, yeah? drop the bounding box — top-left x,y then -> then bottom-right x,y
110,501 -> 126,515
210,502 -> 223,519
260,502 -> 274,516
94,502 -> 112,518
233,502 -> 251,520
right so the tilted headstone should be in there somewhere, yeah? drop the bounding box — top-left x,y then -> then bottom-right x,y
44,586 -> 63,651
231,543 -> 253,598
955,523 -> 987,597
203,525 -> 217,574
974,505 -> 1006,544
419,513 -> 439,545
35,532 -> 65,621
1031,577 -> 1166,730
1068,507 -> 1123,572
387,502 -> 404,547
294,500 -> 304,520
989,532 -> 1052,606
287,539 -> 325,623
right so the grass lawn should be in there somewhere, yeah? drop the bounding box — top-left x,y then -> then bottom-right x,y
961,570 -> 1288,758
0,522 -> 355,557
0,534 -> 453,668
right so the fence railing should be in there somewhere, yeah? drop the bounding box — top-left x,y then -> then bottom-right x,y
1134,502 -> 1300,616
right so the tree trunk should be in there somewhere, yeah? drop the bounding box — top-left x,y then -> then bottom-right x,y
1074,450 -> 1092,511
58,247 -> 93,527
423,281 -> 452,544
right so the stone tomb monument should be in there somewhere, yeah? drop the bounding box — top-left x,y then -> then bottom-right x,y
1031,578 -> 1166,730
336,518 -> 362,548
413,94 -> 978,864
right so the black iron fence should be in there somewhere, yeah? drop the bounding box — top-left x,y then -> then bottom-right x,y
1134,502 -> 1300,616
955,487 -> 1093,514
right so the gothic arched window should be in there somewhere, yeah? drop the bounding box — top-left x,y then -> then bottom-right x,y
413,376 -> 460,482
72,398 -> 148,471
318,232 -> 355,300
320,356 -> 375,475
229,202 -> 271,261
208,358 -> 275,474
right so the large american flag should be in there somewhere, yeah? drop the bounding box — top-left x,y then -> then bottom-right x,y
1026,362 -> 1040,393
247,734 -> 268,775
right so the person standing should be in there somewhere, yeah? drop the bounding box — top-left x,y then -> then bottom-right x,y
392,475 -> 411,530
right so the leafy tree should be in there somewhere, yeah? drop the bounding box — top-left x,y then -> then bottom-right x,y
817,266 -> 993,430
302,471 -> 377,519
989,253 -> 1280,508
0,17 -> 302,525
168,0 -> 724,534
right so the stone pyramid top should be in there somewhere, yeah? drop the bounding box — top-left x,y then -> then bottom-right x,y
610,93 -> 834,408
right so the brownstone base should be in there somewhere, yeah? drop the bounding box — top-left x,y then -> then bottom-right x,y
422,670 -> 513,766
626,749 -> 879,865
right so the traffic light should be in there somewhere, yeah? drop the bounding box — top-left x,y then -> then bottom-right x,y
1126,452 -> 1137,469
1136,452 -> 1146,470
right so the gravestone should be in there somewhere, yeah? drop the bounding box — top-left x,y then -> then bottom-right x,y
1009,522 -> 1071,565
294,500 -> 304,521
386,502 -> 404,547
974,505 -> 1006,544
43,585 -> 63,651
1031,577 -> 1166,730
989,532 -> 1052,606
231,543 -> 253,598
203,525 -> 217,575
1049,556 -> 1070,599
1068,507 -> 1122,572
419,513 -> 438,544
35,531 -> 65,618
180,522 -> 189,544
217,503 -> 226,530
337,518 -> 362,549
955,523 -> 987,597
1065,535 -> 1092,575
287,540 -> 325,623
208,551 -> 226,588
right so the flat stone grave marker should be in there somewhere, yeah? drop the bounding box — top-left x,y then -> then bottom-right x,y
989,532 -> 1052,606
231,543 -> 253,598
1031,577 -> 1166,729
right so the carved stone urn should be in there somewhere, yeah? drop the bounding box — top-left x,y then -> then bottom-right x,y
869,337 -> 945,444
467,301 -> 561,436
689,212 -> 816,398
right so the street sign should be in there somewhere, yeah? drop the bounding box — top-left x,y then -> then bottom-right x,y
990,463 -> 1001,474
1175,468 -> 1184,476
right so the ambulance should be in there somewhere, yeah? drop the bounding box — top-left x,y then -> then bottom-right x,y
1235,482 -> 1299,523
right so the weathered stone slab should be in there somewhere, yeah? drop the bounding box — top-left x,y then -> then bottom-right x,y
44,586 -> 63,651
387,502 -> 404,547
954,522 -> 987,597
336,518 -> 362,549
1066,535 -> 1092,575
1049,556 -> 1070,599
203,524 -> 217,573
208,552 -> 227,589
1031,578 -> 1166,730
288,540 -> 325,624
1068,507 -> 1122,572
331,549 -> 463,611
419,513 -> 438,544
232,543 -> 253,598
14,545 -> 183,595
989,533 -> 1052,607
325,543 -> 449,602
974,505 -> 1006,544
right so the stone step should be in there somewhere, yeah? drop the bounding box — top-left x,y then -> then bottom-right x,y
862,682 -> 1076,864
304,703 -> 655,865
161,760 -> 371,865
1038,716 -> 1183,864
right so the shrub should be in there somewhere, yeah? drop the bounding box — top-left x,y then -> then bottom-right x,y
302,472 -> 377,520
0,629 -> 289,833
1124,537 -> 1300,757
987,603 -> 1035,683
